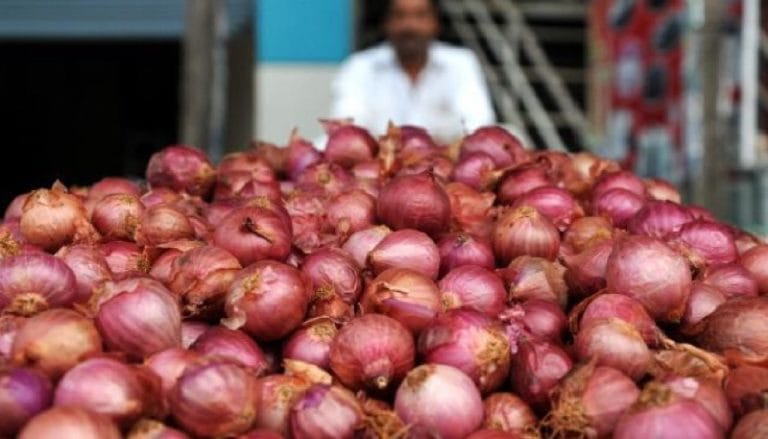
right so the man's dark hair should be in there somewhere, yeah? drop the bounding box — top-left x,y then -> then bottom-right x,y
383,0 -> 440,19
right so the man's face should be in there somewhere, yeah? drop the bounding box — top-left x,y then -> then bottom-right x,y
385,0 -> 439,59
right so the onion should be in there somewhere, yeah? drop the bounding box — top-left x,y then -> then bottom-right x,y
307,289 -> 354,322
286,131 -> 323,181
93,277 -> 181,359
668,220 -> 737,268
445,182 -> 496,238
140,188 -> 182,209
180,321 -> 209,348
398,153 -> 454,182
90,194 -> 143,241
377,171 -> 450,238
146,145 -> 216,197
439,265 -> 506,316
592,188 -> 646,228
20,184 -> 98,251
735,231 -> 764,256
253,374 -> 311,436
575,318 -> 651,380
681,282 -> 727,329
4,192 -> 29,222
577,293 -> 659,346
451,152 -> 498,191
361,268 -> 441,334
546,363 -> 640,438
147,240 -> 205,285
170,358 -> 259,437
323,122 -> 378,168
324,189 -> 376,236
562,216 -> 614,253
627,200 -> 694,238
740,244 -> 768,294
499,256 -> 568,308
301,247 -> 362,305
127,419 -> 190,439
438,233 -> 495,275
217,151 -> 275,183
0,221 -> 30,259
731,409 -> 768,439
500,299 -> 567,343
562,238 -> 613,296
496,163 -> 551,205
493,206 -> 560,264
725,365 -> 768,416
54,357 -> 161,425
400,125 -> 438,154
699,263 -> 759,298
351,159 -> 381,181
0,315 -> 25,360
418,309 -> 510,394
512,186 -> 584,231
355,395 -> 408,439
191,326 -> 268,374
342,225 -> 391,267
55,244 -> 112,303
89,177 -> 142,201
645,178 -> 682,203
605,235 -> 692,322
144,347 -> 201,409
167,245 -> 242,318
663,376 -> 732,431
18,406 -> 121,439
215,173 -> 283,202
11,309 -> 102,379
330,314 -> 415,392
368,229 -> 440,279
213,206 -> 292,266
460,126 -> 527,167
239,429 -> 285,439
223,260 -> 311,341
509,339 -> 573,409
395,364 -> 484,439
283,318 -> 338,369
296,162 -> 354,196
592,170 -> 646,199
137,204 -> 195,246
695,297 -> 768,364
99,241 -> 150,280
205,199 -> 242,228
466,430 -> 525,439
0,253 -> 78,315
613,382 -> 724,439
0,367 -> 53,436
290,384 -> 363,439
482,392 -> 537,434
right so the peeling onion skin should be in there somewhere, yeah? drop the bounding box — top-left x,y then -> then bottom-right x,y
695,297 -> 768,365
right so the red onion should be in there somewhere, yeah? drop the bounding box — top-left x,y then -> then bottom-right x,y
562,238 -> 613,296
0,221 -> 28,259
4,192 -> 29,222
89,177 -> 142,201
482,392 -> 537,434
140,188 -> 182,209
418,309 -> 510,394
323,122 -> 378,168
171,358 -> 259,437
330,314 -> 415,391
127,419 -> 190,439
740,244 -> 768,294
99,240 -> 150,279
377,171 -> 450,238
55,244 -> 112,303
496,164 -> 551,205
627,200 -> 694,238
438,265 -> 506,316
445,182 -> 496,238
301,247 -> 362,305
0,367 -> 53,436
240,429 -> 286,439
147,240 -> 205,285
562,216 -> 614,253
217,151 -> 275,183
283,318 -> 338,369
460,126 -> 527,167
20,185 -> 98,251
18,406 -> 121,439
682,282 -> 727,330
342,225 -> 391,267
324,189 -> 376,236
215,172 -> 283,202
493,206 -> 560,264
0,253 -> 78,315
361,268 -> 441,334
0,315 -> 25,360
290,384 -> 363,439
735,231 -> 764,256
395,364 -> 484,439
668,220 -> 737,268
253,374 -> 311,436
438,234 -> 494,277
180,321 -> 209,348
613,382 -> 724,439
205,199 -> 242,228
500,299 -> 567,343
167,245 -> 241,318
286,131 -> 323,181
251,141 -> 287,175
399,125 -> 438,154
351,159 -> 381,181
93,277 -> 181,359
136,204 -> 195,246
731,409 -> 768,439
368,229 -> 440,279
213,206 -> 292,266
695,297 -> 768,364
223,260 -> 311,341
512,186 -> 584,231
145,347 -> 201,408
592,170 -> 646,199
54,357 -> 161,425
663,376 -> 732,431
307,288 -> 354,322
296,162 -> 354,196
605,235 -> 692,322
577,293 -> 659,346
451,152 -> 498,191
466,430 -> 525,439
592,188 -> 646,228
191,326 -> 268,374
146,145 -> 216,197
546,363 -> 640,438
11,309 -> 102,379
499,256 -> 568,308
284,358 -> 333,386
509,339 -> 573,409
700,263 -> 759,298
645,178 -> 682,203
724,365 -> 768,416
575,318 -> 651,380
90,194 -> 143,241
398,153 -> 454,182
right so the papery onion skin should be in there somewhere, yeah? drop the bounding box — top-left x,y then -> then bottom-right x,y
137,204 -> 195,246
681,282 -> 727,330
724,365 -> 768,417
460,126 -> 527,167
324,123 -> 379,168
668,220 -> 737,268
592,188 -> 646,229
605,235 -> 692,322
437,233 -> 495,275
696,297 -> 768,365
171,358 -> 259,438
592,170 -> 646,199
342,225 -> 392,268
0,252 -> 78,316
575,318 -> 651,381
418,309 -> 510,394
253,374 -> 311,436
146,145 -> 216,197
99,241 -> 150,280
466,429 -> 526,439
18,406 -> 121,439
496,164 -> 551,205
395,364 -> 484,439
739,244 -> 768,295
482,392 -> 537,434
89,177 -> 142,201
290,384 -> 363,439
663,376 -> 732,431
562,239 -> 613,296
645,178 -> 682,203
126,419 -> 190,439
627,200 -> 694,239
286,132 -> 323,181
145,347 -> 202,408
377,171 -> 451,238
296,162 -> 354,196
439,265 -> 506,317
180,321 -> 210,349
12,309 -> 102,380
444,182 -> 496,238
20,185 -> 98,251
191,326 -> 268,374
324,190 -> 376,236
0,315 -> 25,361
368,229 -> 440,280
501,299 -> 567,343
223,260 -> 311,341
330,314 -> 415,392
91,193 -> 144,241
500,256 -> 568,308
509,339 -> 573,410
562,216 -> 614,253
213,206 -> 292,266
578,293 -> 659,346
301,247 -> 361,305
0,367 -> 53,437
493,206 -> 560,265
55,244 -> 113,303
361,268 -> 441,334
731,409 -> 768,439
239,429 -> 285,439
4,193 -> 29,222
512,186 -> 584,231
451,152 -> 498,191
699,263 -> 759,298
283,319 -> 338,370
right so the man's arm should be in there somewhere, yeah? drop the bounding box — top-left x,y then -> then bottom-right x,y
456,51 -> 496,131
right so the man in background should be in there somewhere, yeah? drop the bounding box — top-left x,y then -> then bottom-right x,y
330,0 -> 495,143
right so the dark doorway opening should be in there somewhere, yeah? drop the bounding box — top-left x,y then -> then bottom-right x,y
0,41 -> 180,208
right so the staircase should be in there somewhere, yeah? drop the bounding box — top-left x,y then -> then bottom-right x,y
439,0 -> 589,151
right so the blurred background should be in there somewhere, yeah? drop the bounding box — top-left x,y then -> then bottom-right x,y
0,0 -> 765,231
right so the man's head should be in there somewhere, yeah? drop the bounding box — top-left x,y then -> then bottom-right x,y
384,0 -> 439,62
